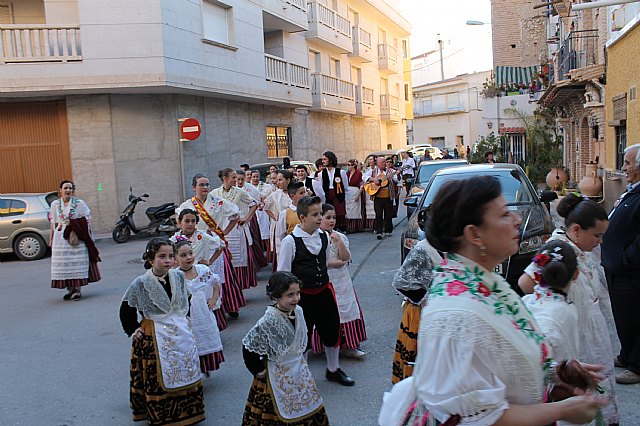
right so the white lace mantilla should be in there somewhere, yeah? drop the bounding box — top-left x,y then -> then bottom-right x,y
122,269 -> 190,317
242,305 -> 307,361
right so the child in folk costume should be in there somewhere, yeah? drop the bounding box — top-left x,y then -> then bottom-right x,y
211,168 -> 259,290
177,173 -> 246,319
311,203 -> 367,358
242,272 -> 329,425
120,238 -> 205,426
174,238 -> 224,376
254,170 -> 276,261
264,170 -> 293,271
390,238 -> 442,384
171,209 -> 227,331
274,181 -> 306,242
237,170 -> 268,269
277,196 -> 355,386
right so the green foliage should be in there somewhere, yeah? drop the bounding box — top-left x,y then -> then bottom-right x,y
470,133 -> 507,164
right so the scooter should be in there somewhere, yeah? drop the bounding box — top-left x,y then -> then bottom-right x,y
112,187 -> 178,243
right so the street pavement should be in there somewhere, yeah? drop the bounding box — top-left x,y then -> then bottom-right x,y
1,208 -> 639,425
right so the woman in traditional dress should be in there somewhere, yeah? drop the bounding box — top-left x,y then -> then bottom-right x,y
519,194 -> 620,425
242,272 -> 329,426
253,170 -> 275,263
390,238 -> 442,384
177,173 -> 246,318
264,170 -> 293,271
120,238 -> 205,426
174,238 -> 224,376
379,176 -> 604,426
172,209 -> 227,331
361,156 -> 377,230
311,204 -> 367,358
50,180 -> 101,300
211,168 -> 259,290
236,169 -> 268,269
345,159 -> 363,233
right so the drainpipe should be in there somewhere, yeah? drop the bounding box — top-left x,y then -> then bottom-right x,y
572,0 -> 640,11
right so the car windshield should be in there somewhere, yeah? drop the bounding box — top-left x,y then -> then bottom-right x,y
416,162 -> 466,184
421,170 -> 535,208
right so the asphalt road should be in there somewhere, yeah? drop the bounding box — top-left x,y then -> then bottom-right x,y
1,209 -> 638,425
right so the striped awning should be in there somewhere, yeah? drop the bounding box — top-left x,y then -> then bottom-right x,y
495,65 -> 540,86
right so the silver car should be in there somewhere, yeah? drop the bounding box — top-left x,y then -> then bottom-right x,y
0,192 -> 57,260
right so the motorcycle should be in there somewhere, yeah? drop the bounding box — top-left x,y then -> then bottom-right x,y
112,187 -> 178,243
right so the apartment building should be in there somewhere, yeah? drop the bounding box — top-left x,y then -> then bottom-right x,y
0,0 -> 411,232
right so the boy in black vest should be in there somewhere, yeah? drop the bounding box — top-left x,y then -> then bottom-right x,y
277,196 -> 355,386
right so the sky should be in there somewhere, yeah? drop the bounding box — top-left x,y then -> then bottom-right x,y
399,0 -> 494,83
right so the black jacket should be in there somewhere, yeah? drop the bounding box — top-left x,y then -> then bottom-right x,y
602,185 -> 640,276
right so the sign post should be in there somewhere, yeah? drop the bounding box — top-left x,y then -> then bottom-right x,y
178,118 -> 202,201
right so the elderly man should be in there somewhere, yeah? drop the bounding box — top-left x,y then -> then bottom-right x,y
601,143 -> 640,384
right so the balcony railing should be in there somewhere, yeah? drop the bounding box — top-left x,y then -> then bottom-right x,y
265,54 -> 310,89
311,73 -> 354,100
380,94 -> 400,112
286,0 -> 306,11
378,43 -> 397,64
0,24 -> 82,63
557,30 -> 598,81
307,1 -> 351,38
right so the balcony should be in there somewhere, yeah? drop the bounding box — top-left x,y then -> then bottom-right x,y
349,26 -> 375,63
262,0 -> 308,32
380,94 -> 401,122
378,43 -> 400,75
0,25 -> 82,63
306,1 -> 352,53
557,30 -> 598,81
310,73 -> 356,114
264,54 -> 312,105
355,85 -> 378,117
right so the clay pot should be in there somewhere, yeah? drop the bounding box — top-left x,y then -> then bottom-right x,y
578,163 -> 603,196
546,167 -> 568,191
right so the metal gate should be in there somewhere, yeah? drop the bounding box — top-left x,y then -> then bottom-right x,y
0,101 -> 72,193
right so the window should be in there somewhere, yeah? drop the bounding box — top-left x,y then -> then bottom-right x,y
404,84 -> 410,102
330,57 -> 340,78
615,125 -> 626,170
420,98 -> 432,114
0,199 -> 26,216
402,39 -> 408,59
0,3 -> 13,24
202,1 -> 233,47
430,137 -> 445,148
266,126 -> 291,158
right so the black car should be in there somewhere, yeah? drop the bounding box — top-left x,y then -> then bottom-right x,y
401,164 -> 557,293
406,159 -> 468,218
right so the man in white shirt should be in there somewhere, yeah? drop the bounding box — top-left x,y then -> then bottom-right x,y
295,165 -> 325,203
319,151 -> 349,232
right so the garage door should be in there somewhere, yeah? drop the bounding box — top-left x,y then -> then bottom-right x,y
0,101 -> 72,193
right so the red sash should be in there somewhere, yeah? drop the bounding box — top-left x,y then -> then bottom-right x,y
191,197 -> 227,243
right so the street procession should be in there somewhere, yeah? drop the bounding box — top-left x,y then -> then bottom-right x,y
1,0 -> 640,425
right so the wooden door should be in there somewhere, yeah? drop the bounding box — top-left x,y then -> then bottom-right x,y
0,101 -> 72,193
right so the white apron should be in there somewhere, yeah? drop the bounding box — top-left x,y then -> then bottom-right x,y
226,224 -> 250,267
185,265 -> 223,356
50,198 -> 90,280
328,232 -> 360,323
257,210 -> 271,240
150,312 -> 202,389
267,355 -> 323,420
345,186 -> 362,220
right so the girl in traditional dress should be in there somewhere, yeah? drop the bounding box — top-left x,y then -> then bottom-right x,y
177,174 -> 245,319
252,170 -> 275,263
390,238 -> 442,384
523,241 -> 580,369
171,209 -> 226,331
519,194 -> 620,425
242,272 -> 329,426
236,169 -> 268,269
211,168 -> 259,290
174,238 -> 224,376
311,203 -> 367,359
361,156 -> 377,230
120,238 -> 205,426
50,179 -> 101,300
379,176 -> 605,426
345,159 -> 363,233
264,170 -> 293,271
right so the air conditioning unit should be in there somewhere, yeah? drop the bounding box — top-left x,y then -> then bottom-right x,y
612,7 -> 625,32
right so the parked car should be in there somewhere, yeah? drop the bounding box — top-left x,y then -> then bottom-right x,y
250,160 -> 317,181
405,159 -> 468,218
0,192 -> 57,260
412,146 -> 443,160
401,164 -> 557,293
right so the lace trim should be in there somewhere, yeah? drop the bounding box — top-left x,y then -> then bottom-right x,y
242,306 -> 307,360
123,270 -> 190,316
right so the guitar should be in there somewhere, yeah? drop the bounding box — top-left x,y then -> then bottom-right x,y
364,173 -> 389,196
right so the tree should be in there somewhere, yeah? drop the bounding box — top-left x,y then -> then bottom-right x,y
470,133 -> 507,164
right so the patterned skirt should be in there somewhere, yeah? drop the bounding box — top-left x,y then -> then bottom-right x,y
130,326 -> 205,426
213,308 -> 228,332
391,302 -> 421,384
242,376 -> 329,426
310,295 -> 367,353
199,351 -> 224,374
249,216 -> 268,269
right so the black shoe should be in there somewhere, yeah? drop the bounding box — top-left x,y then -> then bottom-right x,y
614,357 -> 627,368
326,368 -> 355,386
228,312 -> 239,319
376,234 -> 383,240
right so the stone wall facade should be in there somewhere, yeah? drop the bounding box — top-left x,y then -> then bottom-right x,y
491,0 -> 547,67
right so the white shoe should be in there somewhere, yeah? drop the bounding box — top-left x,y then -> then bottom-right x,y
342,348 -> 366,359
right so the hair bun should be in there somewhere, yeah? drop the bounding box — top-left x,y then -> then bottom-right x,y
540,261 -> 569,289
556,193 -> 582,219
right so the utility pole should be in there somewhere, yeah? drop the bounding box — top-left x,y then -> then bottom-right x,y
438,34 -> 445,81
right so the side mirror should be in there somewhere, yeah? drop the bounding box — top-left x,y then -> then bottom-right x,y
404,196 -> 418,207
540,190 -> 558,204
142,194 -> 150,198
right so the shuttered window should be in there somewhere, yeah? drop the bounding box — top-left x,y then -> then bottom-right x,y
0,3 -> 13,24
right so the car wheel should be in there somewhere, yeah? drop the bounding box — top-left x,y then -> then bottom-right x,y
112,224 -> 131,243
13,232 -> 47,261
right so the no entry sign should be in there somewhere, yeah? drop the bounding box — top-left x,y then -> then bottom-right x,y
179,118 -> 201,141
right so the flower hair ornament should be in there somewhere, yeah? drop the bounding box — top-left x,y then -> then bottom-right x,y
174,235 -> 189,243
531,246 -> 564,285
